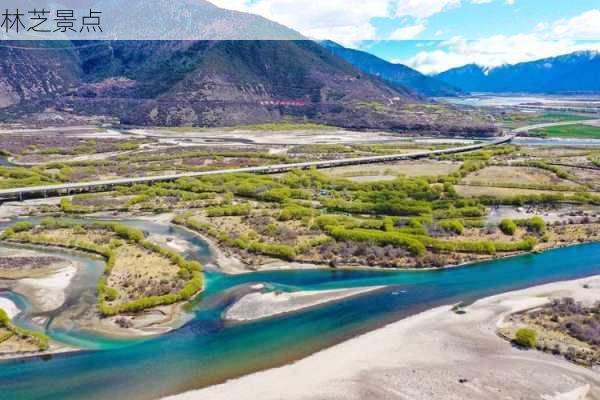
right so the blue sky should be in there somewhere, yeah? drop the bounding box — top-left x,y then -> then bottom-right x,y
210,0 -> 600,74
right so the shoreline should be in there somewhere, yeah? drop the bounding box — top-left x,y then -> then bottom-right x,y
3,210 -> 599,276
224,286 -> 385,322
0,296 -> 20,319
0,241 -> 192,341
165,275 -> 600,400
172,216 -> 600,275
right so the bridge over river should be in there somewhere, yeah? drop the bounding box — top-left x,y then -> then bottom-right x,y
0,136 -> 513,202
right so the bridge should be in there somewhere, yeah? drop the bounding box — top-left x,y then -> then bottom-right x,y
0,135 -> 513,202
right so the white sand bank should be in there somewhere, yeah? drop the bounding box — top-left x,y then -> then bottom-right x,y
166,276 -> 600,400
0,297 -> 20,319
225,286 -> 384,322
14,266 -> 77,312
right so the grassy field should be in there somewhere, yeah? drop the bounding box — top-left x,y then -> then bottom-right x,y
532,114 -> 597,123
326,161 -> 462,179
532,124 -> 600,139
460,166 -> 583,191
501,113 -> 596,129
454,185 -> 585,198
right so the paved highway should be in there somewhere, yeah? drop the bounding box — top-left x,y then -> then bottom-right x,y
0,135 -> 513,202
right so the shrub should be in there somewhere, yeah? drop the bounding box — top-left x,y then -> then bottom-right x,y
0,228 -> 14,240
499,219 -> 517,235
11,221 -> 33,233
514,216 -> 547,235
0,307 -> 49,350
439,220 -> 464,235
528,216 -> 547,235
5,219 -> 204,317
279,205 -> 315,221
515,328 -> 537,348
206,203 -> 251,217
325,226 -> 426,257
104,287 -> 119,302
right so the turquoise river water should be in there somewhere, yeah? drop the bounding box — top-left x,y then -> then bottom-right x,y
0,218 -> 598,400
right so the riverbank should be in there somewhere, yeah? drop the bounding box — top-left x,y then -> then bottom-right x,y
0,293 -> 77,361
167,275 -> 600,400
0,297 -> 20,318
14,266 -> 77,313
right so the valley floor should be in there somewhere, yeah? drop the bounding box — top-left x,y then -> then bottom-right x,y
165,276 -> 600,400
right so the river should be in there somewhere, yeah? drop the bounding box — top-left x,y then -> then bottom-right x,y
0,155 -> 14,167
0,218 -> 599,400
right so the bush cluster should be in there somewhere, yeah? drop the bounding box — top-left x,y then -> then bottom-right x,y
3,220 -> 204,317
0,308 -> 49,351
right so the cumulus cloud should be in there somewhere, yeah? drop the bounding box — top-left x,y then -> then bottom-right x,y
208,0 -> 498,45
210,0 -> 388,45
548,9 -> 600,39
399,8 -> 600,74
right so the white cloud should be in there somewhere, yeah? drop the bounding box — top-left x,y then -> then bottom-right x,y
404,34 -> 600,74
505,0 -> 515,5
548,9 -> 600,39
399,8 -> 600,74
389,23 -> 426,39
394,0 -> 460,19
209,0 -> 389,45
208,0 -> 495,45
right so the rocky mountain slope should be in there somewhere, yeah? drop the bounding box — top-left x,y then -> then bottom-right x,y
0,2 -> 498,135
321,41 -> 462,97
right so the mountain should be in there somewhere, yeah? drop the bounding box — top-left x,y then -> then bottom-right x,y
320,41 -> 462,97
0,1 -> 498,135
0,40 -> 420,126
436,51 -> 600,93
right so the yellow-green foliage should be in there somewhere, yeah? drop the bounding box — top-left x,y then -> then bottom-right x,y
514,216 -> 547,235
279,205 -> 315,221
515,328 -> 537,348
439,220 -> 464,235
0,308 -> 49,351
206,203 -> 251,217
499,219 -> 517,235
2,220 -> 204,317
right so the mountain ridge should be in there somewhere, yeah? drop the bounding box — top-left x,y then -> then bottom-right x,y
321,41 -> 462,97
436,51 -> 600,93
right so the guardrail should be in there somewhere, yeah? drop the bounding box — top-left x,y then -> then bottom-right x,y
0,135 -> 513,202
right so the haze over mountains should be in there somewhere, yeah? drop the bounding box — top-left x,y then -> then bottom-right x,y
436,51 -> 600,94
321,41 -> 462,97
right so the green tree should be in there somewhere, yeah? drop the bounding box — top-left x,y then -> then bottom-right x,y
528,216 -> 547,235
499,219 -> 517,235
514,328 -> 537,348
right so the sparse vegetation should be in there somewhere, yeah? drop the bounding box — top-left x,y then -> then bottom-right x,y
506,298 -> 599,366
1,220 -> 203,317
0,308 -> 49,351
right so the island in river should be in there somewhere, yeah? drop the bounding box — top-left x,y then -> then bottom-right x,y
0,134 -> 599,398
168,276 -> 600,400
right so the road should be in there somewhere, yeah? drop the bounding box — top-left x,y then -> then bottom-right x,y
512,119 -> 600,133
0,136 -> 513,202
